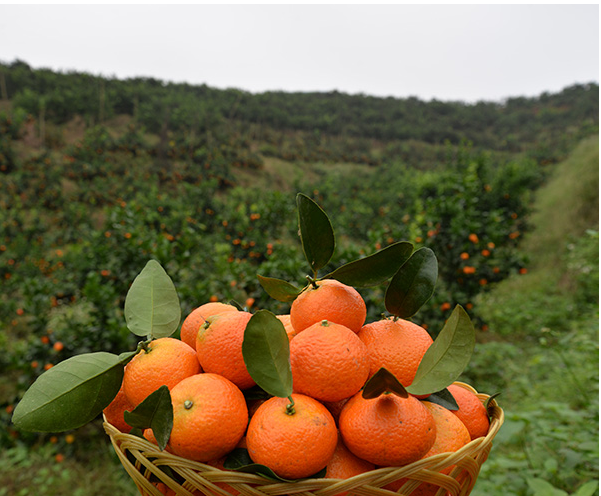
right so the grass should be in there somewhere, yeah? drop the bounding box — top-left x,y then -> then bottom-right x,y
0,425 -> 137,496
467,135 -> 599,495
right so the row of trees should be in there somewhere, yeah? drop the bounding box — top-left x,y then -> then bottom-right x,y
1,59 -> 598,155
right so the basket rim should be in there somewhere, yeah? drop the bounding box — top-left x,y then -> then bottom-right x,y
104,381 -> 504,489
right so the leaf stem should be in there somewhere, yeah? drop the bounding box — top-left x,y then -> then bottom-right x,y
305,275 -> 318,289
285,396 -> 296,415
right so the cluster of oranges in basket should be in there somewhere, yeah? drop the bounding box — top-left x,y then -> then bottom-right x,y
103,277 -> 492,496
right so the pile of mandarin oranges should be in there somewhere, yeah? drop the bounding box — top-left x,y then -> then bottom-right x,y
104,278 -> 490,496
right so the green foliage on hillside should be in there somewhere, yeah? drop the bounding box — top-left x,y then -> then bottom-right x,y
0,61 -> 598,495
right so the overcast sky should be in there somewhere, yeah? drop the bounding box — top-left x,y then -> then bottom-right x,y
0,3 -> 598,103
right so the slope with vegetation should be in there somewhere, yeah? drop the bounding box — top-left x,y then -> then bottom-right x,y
0,60 -> 598,495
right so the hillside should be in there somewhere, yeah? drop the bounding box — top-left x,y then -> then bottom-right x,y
0,59 -> 598,176
0,60 -> 598,495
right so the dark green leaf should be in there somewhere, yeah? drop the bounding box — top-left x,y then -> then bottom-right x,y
296,193 -> 335,275
12,352 -> 123,432
362,367 -> 409,399
124,385 -> 173,451
228,299 -> 245,311
242,386 -> 273,402
407,305 -> 475,396
124,260 -> 181,338
257,275 -> 302,303
242,310 -> 293,398
224,448 -> 326,482
485,392 -> 501,418
385,247 -> 438,318
422,388 -> 459,410
324,241 -> 414,288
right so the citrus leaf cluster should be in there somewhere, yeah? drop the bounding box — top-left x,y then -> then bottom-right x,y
258,193 -> 438,320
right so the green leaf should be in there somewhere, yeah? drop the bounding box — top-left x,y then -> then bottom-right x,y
526,478 -> 568,496
224,448 -> 327,482
242,310 -> 293,398
484,392 -> 501,418
324,241 -> 414,288
362,368 -> 409,399
385,247 -> 438,318
407,305 -> 475,396
12,352 -> 123,432
296,193 -> 335,276
257,274 -> 302,303
124,385 -> 173,451
422,388 -> 459,410
573,480 -> 599,496
124,260 -> 181,339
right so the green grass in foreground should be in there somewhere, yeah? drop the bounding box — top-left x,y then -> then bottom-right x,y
468,136 -> 599,495
0,428 -> 137,496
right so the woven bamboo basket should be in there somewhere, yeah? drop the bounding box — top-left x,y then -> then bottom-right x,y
104,382 -> 504,496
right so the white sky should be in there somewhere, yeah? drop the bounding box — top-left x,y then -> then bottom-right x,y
0,3 -> 598,103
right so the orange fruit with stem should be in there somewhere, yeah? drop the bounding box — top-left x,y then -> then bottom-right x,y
290,279 -> 367,334
246,393 -> 338,479
338,391 -> 436,467
180,302 -> 237,350
196,311 -> 255,390
447,384 -> 490,440
169,373 -> 248,462
290,320 -> 370,402
386,401 -> 471,494
358,317 -> 433,389
325,433 -> 375,495
122,337 -> 201,407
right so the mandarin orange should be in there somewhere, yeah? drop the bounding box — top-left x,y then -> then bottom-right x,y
358,317 -> 433,388
103,384 -> 134,433
290,279 -> 366,334
447,384 -> 490,440
246,393 -> 338,479
386,401 -> 471,495
276,314 -> 297,341
196,311 -> 255,390
290,320 -> 370,402
169,373 -> 248,462
325,433 -> 375,496
180,302 -> 237,350
338,391 -> 436,467
122,337 -> 200,407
